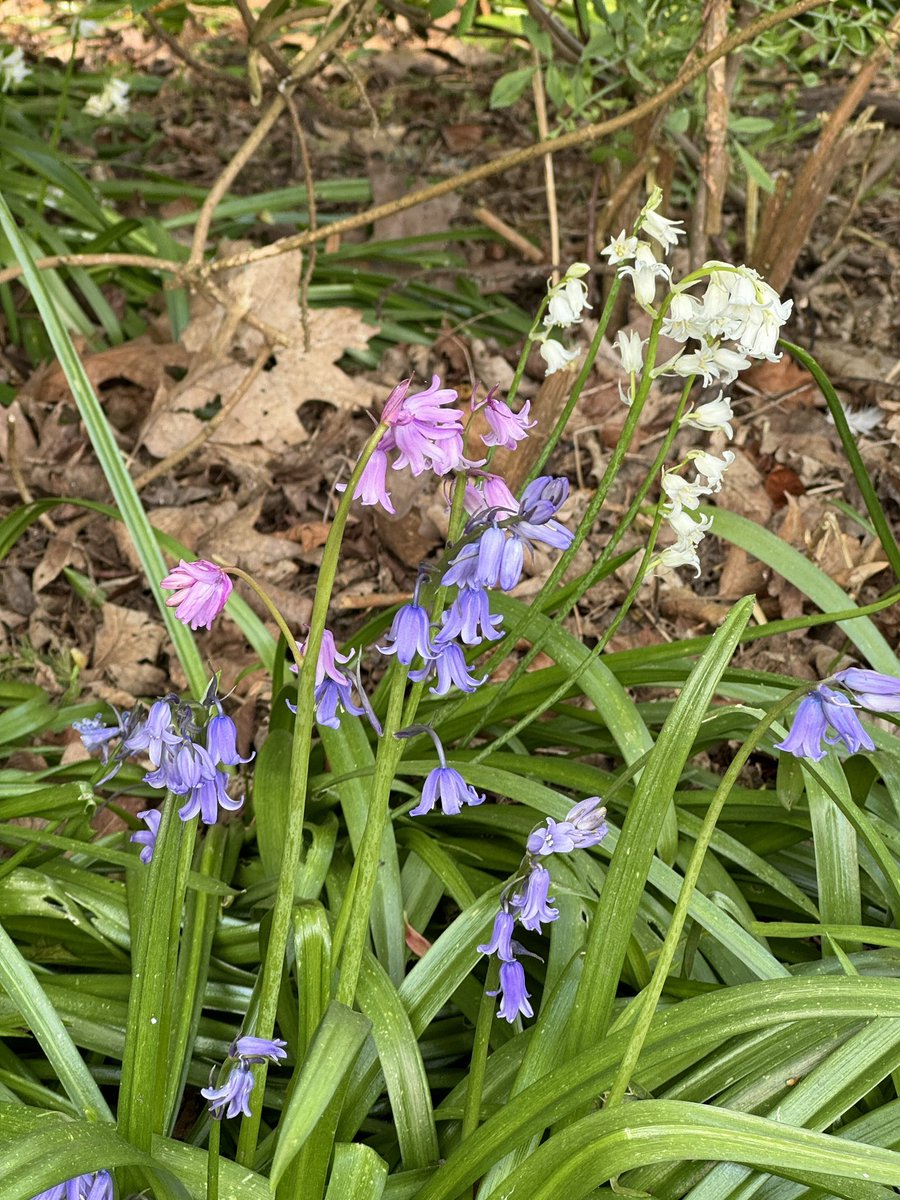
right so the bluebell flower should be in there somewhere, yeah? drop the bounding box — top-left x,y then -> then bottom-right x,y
527,797 -> 608,855
835,668 -> 900,713
510,865 -> 558,931
230,1035 -> 287,1062
775,685 -> 875,760
409,640 -> 485,696
201,1061 -> 255,1120
73,713 -> 123,760
477,910 -> 516,961
31,1172 -> 113,1200
122,698 -> 180,766
436,588 -> 503,646
378,603 -> 437,664
410,765 -> 485,817
476,387 -> 535,450
206,713 -> 254,767
130,809 -> 161,864
491,959 -> 533,1022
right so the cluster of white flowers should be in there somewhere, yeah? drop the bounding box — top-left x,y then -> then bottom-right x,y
538,263 -> 592,376
602,189 -> 793,578
1,46 -> 31,92
84,77 -> 130,118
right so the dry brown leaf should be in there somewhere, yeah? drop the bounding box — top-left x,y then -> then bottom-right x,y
718,448 -> 773,524
719,545 -> 768,599
32,536 -> 85,593
91,602 -> 167,695
33,339 -> 189,406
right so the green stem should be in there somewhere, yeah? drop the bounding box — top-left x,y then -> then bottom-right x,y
604,687 -> 809,1108
781,340 -> 900,582
460,957 -> 499,1143
227,567 -> 305,672
207,1116 -> 221,1200
235,423 -> 387,1165
527,277 -> 622,485
506,300 -> 550,409
334,671 -> 408,1005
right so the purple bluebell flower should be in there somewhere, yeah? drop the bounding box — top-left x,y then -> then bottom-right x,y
464,473 -> 518,518
409,640 -> 485,695
443,525 -> 524,592
477,388 -> 535,450
130,809 -> 162,864
351,442 -> 395,513
229,1035 -> 287,1062
162,559 -> 232,629
123,698 -> 180,766
527,797 -> 608,855
202,1061 -> 255,1120
526,817 -> 580,857
835,668 -> 900,713
409,765 -> 485,817
510,865 -> 558,931
378,603 -> 437,664
289,629 -> 369,730
515,476 -> 574,552
477,909 -> 516,961
175,750 -> 244,825
441,540 -> 481,589
775,685 -> 875,761
206,713 -> 254,767
30,1172 -> 113,1200
73,713 -> 123,761
437,588 -> 503,646
382,376 -> 467,477
491,959 -> 533,1022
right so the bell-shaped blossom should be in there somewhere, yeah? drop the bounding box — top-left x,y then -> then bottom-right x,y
382,376 -> 466,477
351,444 -> 395,513
202,1061 -> 255,1120
601,230 -> 639,265
835,669 -> 900,713
681,392 -> 734,439
84,78 -> 129,117
661,471 -> 708,514
656,540 -> 702,577
30,1173 -> 113,1200
477,389 -> 535,450
669,341 -> 751,387
175,748 -> 244,826
615,329 -> 646,373
229,1036 -> 287,1063
73,712 -> 124,761
510,865 -> 558,931
661,292 -> 707,342
691,449 -> 735,492
130,809 -> 162,865
539,338 -> 579,376
527,797 -> 608,856
544,276 -> 592,328
775,685 -> 875,761
206,713 -> 253,767
409,641 -> 485,696
477,910 -> 516,961
410,764 -> 485,817
378,603 -> 437,664
123,698 -> 180,766
491,959 -> 534,1022
162,559 -> 233,630
437,588 -> 504,646
1,47 -> 31,92
617,243 -> 671,310
639,206 -> 684,253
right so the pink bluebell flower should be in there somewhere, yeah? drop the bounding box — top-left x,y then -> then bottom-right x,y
162,559 -> 232,629
382,376 -> 467,476
476,387 -> 535,450
290,629 -> 368,730
130,809 -> 162,864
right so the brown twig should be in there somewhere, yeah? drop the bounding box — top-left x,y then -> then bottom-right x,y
0,253 -> 175,287
284,93 -> 318,352
471,205 -> 544,264
532,47 -> 560,282
206,0 -> 829,278
144,11 -> 243,91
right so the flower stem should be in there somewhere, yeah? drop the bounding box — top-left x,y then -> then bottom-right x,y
235,423 -> 387,1166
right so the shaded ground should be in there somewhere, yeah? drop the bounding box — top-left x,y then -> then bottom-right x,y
1,6 -> 898,725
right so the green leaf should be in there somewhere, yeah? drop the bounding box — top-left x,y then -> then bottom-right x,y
324,1143 -> 388,1200
489,67 -> 535,109
270,1002 -> 371,1189
733,140 -> 776,193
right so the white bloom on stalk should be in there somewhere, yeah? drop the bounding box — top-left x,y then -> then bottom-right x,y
681,392 -> 734,439
669,341 -> 751,388
544,270 -> 592,329
618,243 -> 670,311
661,293 -> 708,343
666,507 -> 713,543
601,230 -> 639,265
639,208 -> 684,254
691,449 -> 735,492
0,46 -> 30,92
614,329 -> 645,373
539,339 -> 580,376
85,78 -> 130,117
661,470 -> 708,514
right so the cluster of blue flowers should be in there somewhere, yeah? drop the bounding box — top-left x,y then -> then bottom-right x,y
74,683 -> 251,862
479,797 -> 609,1021
201,1035 -> 287,1120
775,669 -> 900,762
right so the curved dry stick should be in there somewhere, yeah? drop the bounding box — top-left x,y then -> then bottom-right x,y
207,0 -> 830,275
0,252 -> 174,287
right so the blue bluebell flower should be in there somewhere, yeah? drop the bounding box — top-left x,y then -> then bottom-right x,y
73,713 -> 124,760
775,685 -> 875,761
511,865 -> 558,931
437,587 -> 503,646
378,603 -> 437,664
230,1036 -> 287,1062
835,668 -> 900,713
477,910 -> 516,961
130,809 -> 161,864
410,765 -> 485,817
527,797 -> 608,855
201,1061 -> 255,1120
491,960 -> 533,1022
206,713 -> 254,767
30,1172 -> 113,1200
409,641 -> 485,696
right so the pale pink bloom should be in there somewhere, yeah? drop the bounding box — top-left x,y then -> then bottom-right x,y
162,560 -> 232,629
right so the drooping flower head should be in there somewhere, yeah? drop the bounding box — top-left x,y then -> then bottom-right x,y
30,1172 -> 113,1200
775,685 -> 876,762
162,560 -> 232,630
202,1031 -> 287,1121
130,809 -> 162,865
397,724 -> 485,817
229,1036 -> 287,1063
476,386 -> 535,451
834,669 -> 900,714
